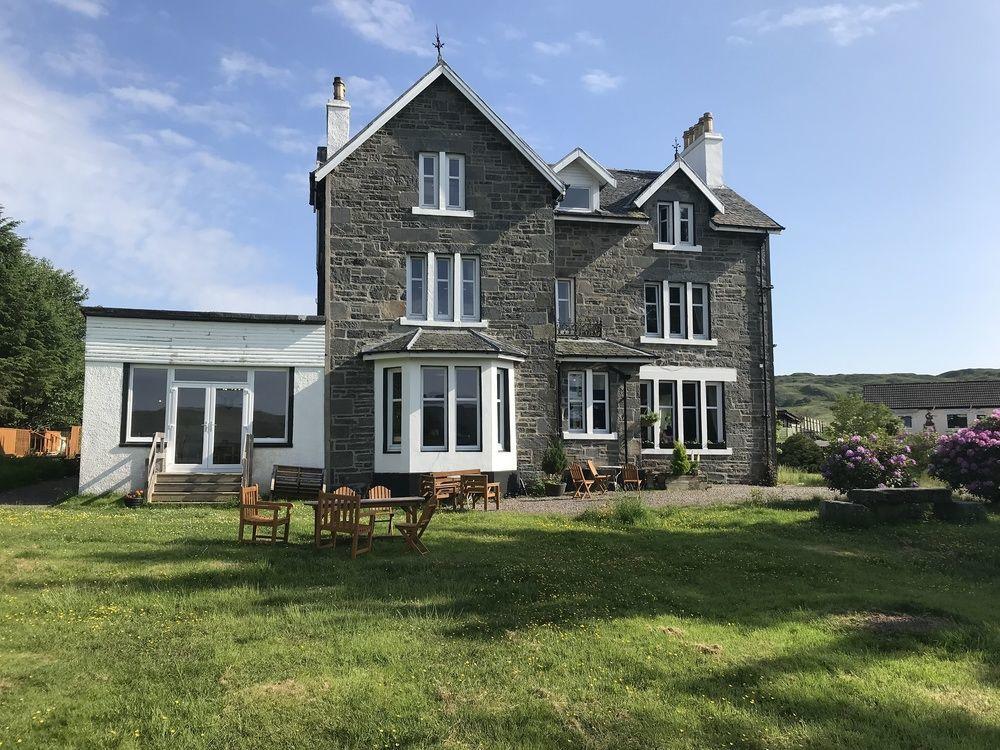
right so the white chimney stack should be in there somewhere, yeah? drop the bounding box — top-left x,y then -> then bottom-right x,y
681,112 -> 724,188
326,76 -> 351,153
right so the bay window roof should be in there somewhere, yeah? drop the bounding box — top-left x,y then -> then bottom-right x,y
362,328 -> 526,360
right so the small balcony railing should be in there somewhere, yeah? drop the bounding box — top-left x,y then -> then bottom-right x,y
555,318 -> 603,339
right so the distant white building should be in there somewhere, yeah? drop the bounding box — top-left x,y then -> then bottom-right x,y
862,381 -> 1000,434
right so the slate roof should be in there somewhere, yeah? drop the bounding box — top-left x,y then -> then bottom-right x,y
553,165 -> 783,231
363,328 -> 526,358
555,338 -> 656,362
862,381 -> 1000,410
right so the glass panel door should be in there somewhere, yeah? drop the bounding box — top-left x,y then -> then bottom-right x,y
211,387 -> 246,466
173,387 -> 207,465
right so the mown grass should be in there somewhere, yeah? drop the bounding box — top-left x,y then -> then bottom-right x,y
1,496 -> 999,748
777,465 -> 827,487
0,456 -> 77,492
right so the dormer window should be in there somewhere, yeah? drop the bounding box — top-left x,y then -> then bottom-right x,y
654,201 -> 699,251
560,185 -> 592,211
414,152 -> 473,217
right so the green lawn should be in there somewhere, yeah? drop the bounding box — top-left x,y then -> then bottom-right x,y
1,497 -> 999,749
777,465 -> 827,487
0,456 -> 77,492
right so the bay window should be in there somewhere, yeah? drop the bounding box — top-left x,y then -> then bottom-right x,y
415,152 -> 469,215
497,368 -> 510,452
421,367 -> 448,451
455,367 -> 481,451
383,367 -> 403,452
404,251 -> 482,326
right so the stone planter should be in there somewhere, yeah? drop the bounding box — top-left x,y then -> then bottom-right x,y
545,482 -> 567,497
662,475 -> 707,491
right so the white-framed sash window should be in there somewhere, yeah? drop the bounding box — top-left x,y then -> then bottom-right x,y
419,153 -> 438,208
496,367 -> 511,452
653,201 -> 700,252
406,255 -> 427,321
562,368 -> 616,440
566,371 -> 586,432
641,280 -> 716,346
421,366 -> 448,451
435,255 -> 453,321
644,282 -> 662,337
638,367 -> 731,455
403,251 -> 484,327
460,256 -> 480,321
384,367 -> 403,453
555,278 -> 575,329
413,152 -> 472,217
455,366 -> 481,451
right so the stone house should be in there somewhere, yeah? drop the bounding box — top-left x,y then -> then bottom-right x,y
77,58 -> 782,499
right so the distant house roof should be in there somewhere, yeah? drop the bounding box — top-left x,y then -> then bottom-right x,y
776,409 -> 802,425
362,328 -> 526,360
80,306 -> 324,325
555,338 -> 656,363
862,381 -> 1000,410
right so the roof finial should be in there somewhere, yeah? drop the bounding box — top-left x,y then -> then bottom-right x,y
672,138 -> 681,158
433,25 -> 445,62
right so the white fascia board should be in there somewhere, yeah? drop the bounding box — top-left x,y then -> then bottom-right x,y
362,351 -> 525,363
315,63 -> 565,194
551,147 -> 617,187
638,365 -> 738,382
554,214 -> 647,225
632,158 -> 725,213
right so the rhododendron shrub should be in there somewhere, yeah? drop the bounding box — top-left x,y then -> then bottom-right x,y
930,411 -> 1000,503
821,434 -> 916,494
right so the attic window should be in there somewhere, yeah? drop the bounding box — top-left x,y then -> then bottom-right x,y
560,185 -> 592,211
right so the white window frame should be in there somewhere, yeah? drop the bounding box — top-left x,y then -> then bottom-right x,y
566,371 -> 586,433
560,184 -> 593,212
125,365 -> 168,443
639,379 -> 654,448
644,282 -> 662,337
640,280 -> 717,346
705,382 -> 725,448
653,201 -> 702,252
455,366 -> 481,452
434,254 -> 453,321
638,368 -> 733,456
681,381 -> 701,448
591,371 -> 610,435
562,368 -> 617,440
412,152 -> 474,217
496,367 -> 511,452
406,255 -> 427,321
421,366 -> 448,452
555,278 -> 575,329
384,367 -> 403,453
401,251 -> 487,327
657,380 -> 676,449
460,256 -> 480,322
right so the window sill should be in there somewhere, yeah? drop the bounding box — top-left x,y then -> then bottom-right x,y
652,242 -> 701,253
641,447 -> 732,456
412,207 -> 475,218
639,336 -> 718,347
399,317 -> 489,328
254,441 -> 293,448
562,431 -> 618,441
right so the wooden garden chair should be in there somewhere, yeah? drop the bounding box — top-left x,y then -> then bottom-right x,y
238,484 -> 292,544
366,485 -> 396,535
396,497 -> 438,556
314,491 -> 376,558
586,459 -> 610,493
622,464 -> 643,491
569,464 -> 594,500
332,485 -> 358,497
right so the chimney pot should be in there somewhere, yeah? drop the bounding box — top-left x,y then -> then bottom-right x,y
333,76 -> 347,101
326,75 -> 351,153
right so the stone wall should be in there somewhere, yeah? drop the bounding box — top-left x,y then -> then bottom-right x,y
323,76 -> 559,486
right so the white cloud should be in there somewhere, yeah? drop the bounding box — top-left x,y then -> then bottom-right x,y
527,73 -> 546,86
0,58 -> 313,313
574,30 -> 604,47
302,73 -> 395,114
110,85 -> 252,137
270,126 -> 313,156
47,0 -> 106,18
315,0 -> 433,57
43,33 -> 127,81
581,69 -> 623,94
496,23 -> 525,41
126,128 -> 196,150
737,2 -> 918,45
726,34 -> 752,46
533,40 -> 570,56
219,51 -> 290,86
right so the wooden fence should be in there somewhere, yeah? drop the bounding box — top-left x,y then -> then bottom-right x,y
0,427 -> 81,458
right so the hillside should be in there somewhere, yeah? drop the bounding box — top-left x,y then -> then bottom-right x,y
776,369 -> 1000,423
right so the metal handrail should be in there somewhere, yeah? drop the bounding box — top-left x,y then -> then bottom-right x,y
555,318 -> 603,339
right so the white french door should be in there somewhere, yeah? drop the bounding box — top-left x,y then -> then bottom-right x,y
167,385 -> 249,471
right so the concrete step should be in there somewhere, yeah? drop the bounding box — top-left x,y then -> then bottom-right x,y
151,472 -> 242,503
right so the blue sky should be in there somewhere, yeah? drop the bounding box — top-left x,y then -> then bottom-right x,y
0,0 -> 997,375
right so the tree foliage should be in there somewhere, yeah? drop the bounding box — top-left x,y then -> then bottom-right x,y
828,394 -> 901,439
778,432 -> 824,472
0,208 -> 87,429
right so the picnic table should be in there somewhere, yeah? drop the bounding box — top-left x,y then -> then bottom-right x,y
303,496 -> 426,526
599,465 -> 624,486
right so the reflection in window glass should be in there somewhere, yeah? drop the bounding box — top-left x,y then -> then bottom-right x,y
129,367 -> 167,439
253,370 -> 288,440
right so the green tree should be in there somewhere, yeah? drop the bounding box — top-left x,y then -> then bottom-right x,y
0,208 -> 87,429
670,441 -> 692,476
828,393 -> 901,439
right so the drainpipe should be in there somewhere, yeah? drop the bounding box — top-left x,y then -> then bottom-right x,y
610,366 -> 630,467
757,234 -> 777,484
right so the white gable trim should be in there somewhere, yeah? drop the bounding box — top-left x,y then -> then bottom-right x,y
552,147 -> 617,187
632,158 -> 725,213
314,63 -> 564,192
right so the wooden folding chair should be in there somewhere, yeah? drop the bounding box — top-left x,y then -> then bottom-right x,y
569,464 -> 594,500
238,484 -> 292,544
396,498 -> 438,556
622,463 -> 643,491
332,485 -> 358,497
461,474 -> 488,510
586,459 -> 610,493
366,485 -> 396,535
314,491 -> 375,558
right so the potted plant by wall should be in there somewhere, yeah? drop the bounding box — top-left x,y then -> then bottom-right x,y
540,439 -> 569,496
639,411 -> 659,450
665,443 -> 706,489
122,488 -> 144,508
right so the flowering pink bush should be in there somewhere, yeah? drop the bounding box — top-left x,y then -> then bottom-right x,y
821,433 -> 916,494
929,411 -> 1000,503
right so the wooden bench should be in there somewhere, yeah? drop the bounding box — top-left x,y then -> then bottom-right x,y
270,465 -> 326,500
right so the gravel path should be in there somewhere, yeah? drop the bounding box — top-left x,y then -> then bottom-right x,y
501,483 -> 834,515
0,476 -> 79,506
